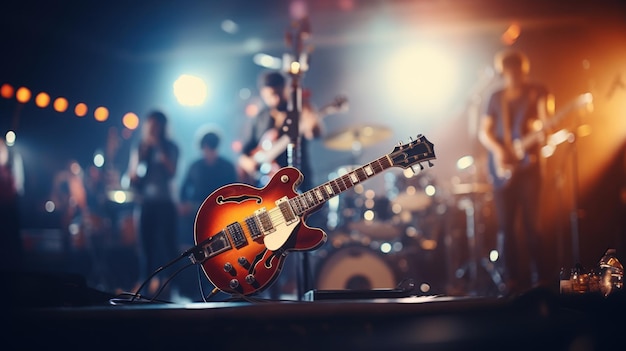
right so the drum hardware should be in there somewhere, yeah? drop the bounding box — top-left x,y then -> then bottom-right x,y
323,124 -> 393,151
326,164 -> 404,242
452,191 -> 506,296
392,168 -> 437,212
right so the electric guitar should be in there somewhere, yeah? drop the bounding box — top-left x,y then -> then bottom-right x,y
193,134 -> 435,295
243,95 -> 349,185
488,92 -> 593,188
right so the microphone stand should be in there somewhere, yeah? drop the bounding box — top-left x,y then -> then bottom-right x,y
283,16 -> 311,300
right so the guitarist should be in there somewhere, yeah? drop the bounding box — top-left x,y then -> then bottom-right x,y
478,49 -> 553,294
237,70 -> 324,299
238,70 -> 323,191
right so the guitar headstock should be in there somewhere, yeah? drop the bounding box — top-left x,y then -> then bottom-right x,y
321,95 -> 349,115
389,134 -> 436,171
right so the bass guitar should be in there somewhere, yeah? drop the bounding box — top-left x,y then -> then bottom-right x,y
489,92 -> 593,188
193,134 -> 435,295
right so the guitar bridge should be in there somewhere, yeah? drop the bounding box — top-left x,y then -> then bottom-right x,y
255,208 -> 275,234
198,231 -> 231,261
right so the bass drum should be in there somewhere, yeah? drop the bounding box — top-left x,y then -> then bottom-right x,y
315,244 -> 397,290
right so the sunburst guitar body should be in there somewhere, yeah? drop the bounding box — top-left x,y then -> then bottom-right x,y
194,134 -> 436,296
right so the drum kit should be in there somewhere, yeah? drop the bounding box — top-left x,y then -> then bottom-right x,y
313,124 -> 450,293
311,123 -> 497,295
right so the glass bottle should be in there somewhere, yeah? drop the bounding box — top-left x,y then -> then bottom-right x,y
598,248 -> 624,297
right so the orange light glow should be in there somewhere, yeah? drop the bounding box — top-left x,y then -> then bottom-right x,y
94,106 -> 109,122
16,87 -> 31,103
1,83 -> 14,99
501,22 -> 521,46
35,92 -> 51,108
75,103 -> 88,117
122,112 -> 139,130
53,97 -> 69,112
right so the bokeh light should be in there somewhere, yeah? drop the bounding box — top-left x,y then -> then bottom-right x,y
15,87 -> 31,103
94,106 -> 109,122
122,112 -> 140,130
74,102 -> 88,117
53,97 -> 69,113
35,92 -> 50,108
5,130 -> 16,146
1,83 -> 14,99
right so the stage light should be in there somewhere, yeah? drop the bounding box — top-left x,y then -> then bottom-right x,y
75,103 -> 88,117
123,112 -> 139,130
173,74 -> 208,107
94,106 -> 109,122
53,97 -> 69,113
253,53 -> 282,69
384,43 -> 460,115
16,87 -> 31,103
489,250 -> 499,262
5,131 -> 16,146
1,83 -> 14,99
35,92 -> 50,108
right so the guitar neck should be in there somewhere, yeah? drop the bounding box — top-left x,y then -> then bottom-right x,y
517,93 -> 592,154
289,154 -> 392,215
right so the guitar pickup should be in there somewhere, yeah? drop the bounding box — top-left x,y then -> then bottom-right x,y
226,222 -> 247,248
245,215 -> 263,240
277,197 -> 297,225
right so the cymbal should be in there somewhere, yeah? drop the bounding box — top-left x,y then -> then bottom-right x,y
324,124 -> 392,151
392,192 -> 432,212
452,183 -> 491,195
348,220 -> 401,240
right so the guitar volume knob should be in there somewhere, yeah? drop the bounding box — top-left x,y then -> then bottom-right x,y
229,279 -> 240,289
238,257 -> 250,267
245,274 -> 256,285
223,262 -> 233,272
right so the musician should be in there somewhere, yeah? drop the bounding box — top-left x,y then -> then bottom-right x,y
178,130 -> 237,300
237,70 -> 323,191
127,110 -> 180,299
478,49 -> 553,293
237,70 -> 324,299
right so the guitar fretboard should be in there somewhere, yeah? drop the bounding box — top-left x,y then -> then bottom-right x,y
289,155 -> 392,215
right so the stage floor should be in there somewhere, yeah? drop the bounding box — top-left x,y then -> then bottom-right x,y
5,279 -> 626,351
